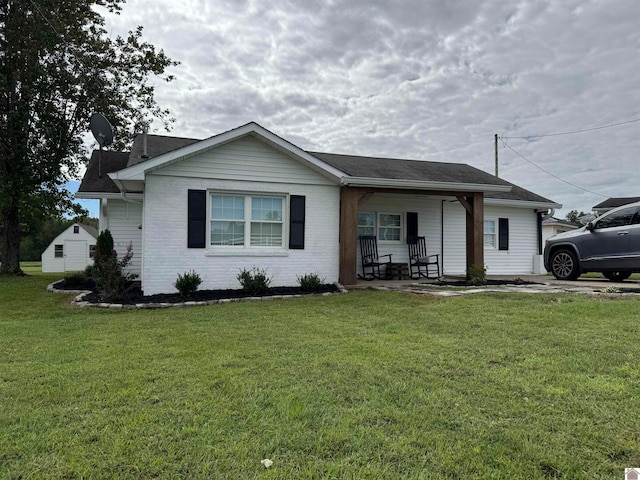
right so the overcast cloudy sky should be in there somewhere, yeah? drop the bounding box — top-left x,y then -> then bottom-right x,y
79,0 -> 639,217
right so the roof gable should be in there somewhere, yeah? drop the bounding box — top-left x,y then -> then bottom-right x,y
111,122 -> 345,183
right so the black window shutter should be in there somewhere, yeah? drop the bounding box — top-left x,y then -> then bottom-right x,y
289,195 -> 305,249
498,217 -> 509,251
188,190 -> 206,248
406,212 -> 418,244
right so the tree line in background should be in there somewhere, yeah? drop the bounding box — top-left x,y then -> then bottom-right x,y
0,0 -> 176,274
564,210 -> 590,226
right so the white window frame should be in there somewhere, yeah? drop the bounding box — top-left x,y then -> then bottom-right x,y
484,219 -> 497,249
377,212 -> 403,244
357,211 -> 403,244
54,244 -> 64,258
207,191 -> 288,255
357,212 -> 376,237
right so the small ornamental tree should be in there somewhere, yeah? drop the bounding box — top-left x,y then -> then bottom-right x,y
92,230 -> 137,301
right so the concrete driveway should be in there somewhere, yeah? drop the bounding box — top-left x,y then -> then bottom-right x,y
352,274 -> 640,296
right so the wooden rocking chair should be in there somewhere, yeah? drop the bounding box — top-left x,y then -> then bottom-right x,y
359,235 -> 392,280
408,236 -> 440,279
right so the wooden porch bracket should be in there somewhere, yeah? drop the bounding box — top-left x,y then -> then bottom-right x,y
358,192 -> 374,208
456,195 -> 472,214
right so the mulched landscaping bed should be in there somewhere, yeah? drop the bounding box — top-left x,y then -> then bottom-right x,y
53,280 -> 339,305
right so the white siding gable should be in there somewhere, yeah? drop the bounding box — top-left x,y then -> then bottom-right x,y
41,224 -> 97,273
152,135 -> 335,186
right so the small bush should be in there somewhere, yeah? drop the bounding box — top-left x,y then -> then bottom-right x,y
297,273 -> 325,293
174,270 -> 203,297
63,272 -> 87,287
237,267 -> 272,296
467,264 -> 487,286
92,232 -> 138,302
84,264 -> 94,279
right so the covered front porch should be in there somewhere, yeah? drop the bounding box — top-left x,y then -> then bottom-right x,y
338,186 -> 487,286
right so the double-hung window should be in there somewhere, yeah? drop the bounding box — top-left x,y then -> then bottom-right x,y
357,212 -> 402,243
357,212 -> 375,236
484,219 -> 496,248
210,194 -> 283,248
378,213 -> 401,241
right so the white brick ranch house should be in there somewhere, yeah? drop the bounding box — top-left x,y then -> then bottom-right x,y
77,122 -> 560,295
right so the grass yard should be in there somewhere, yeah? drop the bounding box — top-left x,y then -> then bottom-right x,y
1,273 -> 639,479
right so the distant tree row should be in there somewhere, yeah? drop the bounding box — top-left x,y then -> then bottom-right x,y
564,210 -> 589,226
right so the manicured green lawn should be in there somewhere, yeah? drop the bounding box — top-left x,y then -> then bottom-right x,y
1,273 -> 639,479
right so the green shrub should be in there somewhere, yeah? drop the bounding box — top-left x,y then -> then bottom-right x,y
174,270 -> 202,297
467,264 -> 487,286
237,267 -> 272,296
92,232 -> 138,302
63,272 -> 86,287
84,264 -> 96,279
95,229 -> 114,261
297,273 -> 325,293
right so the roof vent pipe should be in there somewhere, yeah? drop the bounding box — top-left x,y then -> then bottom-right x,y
141,123 -> 149,159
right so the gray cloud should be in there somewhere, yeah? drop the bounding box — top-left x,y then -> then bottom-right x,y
96,0 -> 640,216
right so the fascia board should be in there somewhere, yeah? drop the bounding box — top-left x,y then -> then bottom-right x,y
340,176 -> 513,193
75,192 -> 143,200
111,122 -> 344,183
484,197 -> 562,210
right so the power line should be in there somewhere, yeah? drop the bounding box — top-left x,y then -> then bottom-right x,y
501,117 -> 640,139
499,138 -> 608,198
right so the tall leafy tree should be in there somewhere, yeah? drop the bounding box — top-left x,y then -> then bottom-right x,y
0,0 -> 176,273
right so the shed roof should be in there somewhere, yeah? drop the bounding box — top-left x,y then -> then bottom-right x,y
77,224 -> 99,238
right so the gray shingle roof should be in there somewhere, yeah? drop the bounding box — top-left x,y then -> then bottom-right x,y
78,150 -> 129,194
127,134 -> 200,167
78,224 -> 99,238
78,133 -> 558,205
592,197 -> 640,209
542,216 -> 578,227
310,151 -> 556,204
308,151 -> 511,186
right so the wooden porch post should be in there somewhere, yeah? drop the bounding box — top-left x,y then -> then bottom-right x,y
457,192 -> 484,278
467,192 -> 484,276
339,186 -> 359,285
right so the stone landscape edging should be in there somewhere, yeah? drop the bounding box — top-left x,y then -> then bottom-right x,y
48,281 -> 349,309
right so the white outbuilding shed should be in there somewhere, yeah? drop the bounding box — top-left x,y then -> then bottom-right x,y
41,223 -> 98,272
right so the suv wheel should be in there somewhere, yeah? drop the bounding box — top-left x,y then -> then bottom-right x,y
550,249 -> 580,280
602,271 -> 632,282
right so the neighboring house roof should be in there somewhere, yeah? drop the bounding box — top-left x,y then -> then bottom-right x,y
77,122 -> 559,207
542,216 -> 579,228
592,197 -> 640,210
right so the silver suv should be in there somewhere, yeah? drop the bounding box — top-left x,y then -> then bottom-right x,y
544,201 -> 640,281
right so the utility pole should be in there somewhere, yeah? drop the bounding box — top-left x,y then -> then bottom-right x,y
494,134 -> 499,177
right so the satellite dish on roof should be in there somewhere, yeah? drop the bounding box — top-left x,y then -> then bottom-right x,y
90,113 -> 114,179
90,113 -> 114,147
